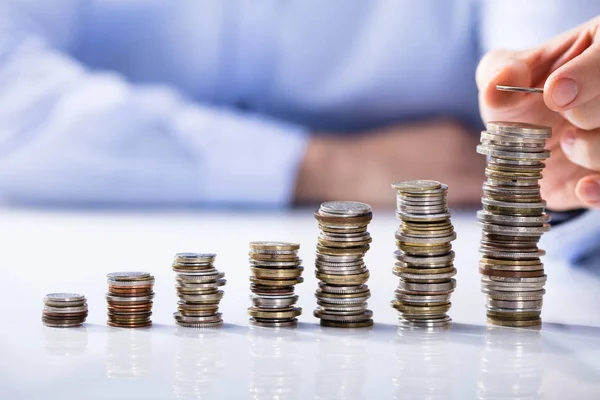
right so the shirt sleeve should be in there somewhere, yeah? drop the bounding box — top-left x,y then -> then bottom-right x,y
479,0 -> 600,262
0,3 -> 309,208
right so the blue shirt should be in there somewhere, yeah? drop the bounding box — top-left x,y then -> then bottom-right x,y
0,0 -> 599,258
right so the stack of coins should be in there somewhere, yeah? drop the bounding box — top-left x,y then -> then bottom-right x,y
391,180 -> 457,329
314,201 -> 374,328
42,293 -> 88,328
173,253 -> 226,328
248,242 -> 303,328
106,272 -> 155,328
476,121 -> 551,328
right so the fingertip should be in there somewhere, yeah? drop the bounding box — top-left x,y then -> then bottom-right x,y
576,175 -> 600,207
544,75 -> 579,111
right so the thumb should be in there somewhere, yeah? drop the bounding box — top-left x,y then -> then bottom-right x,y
476,49 -> 534,111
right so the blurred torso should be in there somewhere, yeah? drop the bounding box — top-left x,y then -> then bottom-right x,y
16,0 -> 483,131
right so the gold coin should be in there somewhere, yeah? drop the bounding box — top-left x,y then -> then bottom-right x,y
487,317 -> 541,327
316,244 -> 370,256
247,307 -> 302,319
249,277 -> 303,287
251,267 -> 304,279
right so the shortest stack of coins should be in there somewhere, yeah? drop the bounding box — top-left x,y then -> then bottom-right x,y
391,180 -> 457,329
43,293 -> 88,328
106,272 -> 155,328
173,253 -> 226,328
248,242 -> 303,328
314,201 -> 374,328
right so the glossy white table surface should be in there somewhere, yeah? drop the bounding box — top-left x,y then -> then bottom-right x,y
1,208 -> 600,399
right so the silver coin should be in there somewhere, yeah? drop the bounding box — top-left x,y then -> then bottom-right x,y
317,282 -> 370,294
105,294 -> 154,302
315,260 -> 365,268
397,270 -> 457,281
398,315 -> 451,328
176,278 -> 226,288
43,321 -> 85,328
477,145 -> 551,160
320,201 -> 372,215
107,278 -> 156,286
487,299 -> 543,309
396,210 -> 452,221
316,254 -> 364,262
391,180 -> 442,192
106,272 -> 152,281
174,312 -> 222,323
485,275 -> 547,284
251,249 -> 298,255
395,232 -> 456,245
249,259 -> 302,268
315,296 -> 370,305
251,294 -> 298,308
394,250 -> 455,265
43,306 -> 88,314
479,223 -> 550,235
397,280 -> 456,292
481,198 -> 546,209
176,321 -> 224,328
176,272 -> 225,282
180,291 -> 224,303
486,121 -> 551,136
319,233 -> 371,243
478,248 -> 546,258
495,85 -> 544,94
476,210 -> 551,226
394,293 -> 451,304
175,252 -> 216,261
481,131 -> 547,144
44,293 -> 85,303
482,288 -> 545,300
481,283 -> 546,292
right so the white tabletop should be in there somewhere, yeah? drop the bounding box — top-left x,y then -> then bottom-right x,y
1,208 -> 600,399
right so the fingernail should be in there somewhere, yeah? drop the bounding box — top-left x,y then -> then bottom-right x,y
552,78 -> 578,107
561,131 -> 576,155
579,181 -> 600,203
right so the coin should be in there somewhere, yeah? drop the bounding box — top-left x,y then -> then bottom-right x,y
320,201 -> 372,216
106,272 -> 153,281
496,85 -> 544,94
314,201 -> 374,327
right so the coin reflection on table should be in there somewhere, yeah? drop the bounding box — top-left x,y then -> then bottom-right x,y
43,325 -> 88,356
477,326 -> 543,399
315,328 -> 370,400
247,325 -> 300,400
106,328 -> 152,379
174,327 -> 225,400
393,326 -> 452,399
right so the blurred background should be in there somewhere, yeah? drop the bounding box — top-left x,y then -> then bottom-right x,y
0,0 -> 598,210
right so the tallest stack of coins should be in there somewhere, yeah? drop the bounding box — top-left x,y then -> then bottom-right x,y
476,121 -> 551,328
391,181 -> 457,329
314,201 -> 374,328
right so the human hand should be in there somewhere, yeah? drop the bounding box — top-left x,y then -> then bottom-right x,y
294,119 -> 485,208
477,17 -> 600,211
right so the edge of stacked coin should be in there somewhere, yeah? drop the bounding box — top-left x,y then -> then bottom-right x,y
314,201 -> 374,328
248,241 -> 303,328
106,272 -> 155,328
391,180 -> 457,329
476,121 -> 551,328
43,293 -> 88,328
173,253 -> 226,328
